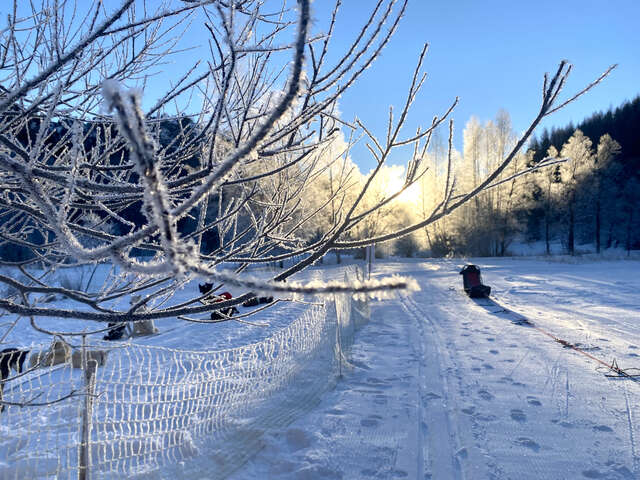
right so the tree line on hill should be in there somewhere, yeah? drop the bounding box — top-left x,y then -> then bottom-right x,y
2,95 -> 637,263
419,97 -> 640,257
525,95 -> 640,255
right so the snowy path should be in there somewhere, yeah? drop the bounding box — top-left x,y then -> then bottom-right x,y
402,259 -> 640,479
230,271 -> 425,479
232,258 -> 640,480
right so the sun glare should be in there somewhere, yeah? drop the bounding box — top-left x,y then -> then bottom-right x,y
386,170 -> 422,205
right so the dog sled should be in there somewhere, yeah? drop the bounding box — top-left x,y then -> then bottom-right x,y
459,264 -> 491,298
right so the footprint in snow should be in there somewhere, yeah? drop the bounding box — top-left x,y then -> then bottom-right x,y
592,425 -> 613,432
374,394 -> 388,405
514,437 -> 540,452
461,406 -> 476,415
455,447 -> 468,460
527,396 -> 542,406
489,349 -> 499,355
360,416 -> 380,428
366,377 -> 392,390
581,469 -> 608,479
285,428 -> 313,450
423,392 -> 441,403
325,408 -> 344,416
478,389 -> 494,401
510,409 -> 527,422
477,413 -> 498,422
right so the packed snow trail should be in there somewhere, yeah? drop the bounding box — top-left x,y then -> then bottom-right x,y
401,259 -> 640,479
470,296 -> 640,380
232,258 -> 640,480
229,265 -> 426,479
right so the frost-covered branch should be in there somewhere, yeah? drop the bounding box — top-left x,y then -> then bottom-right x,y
0,0 -> 614,331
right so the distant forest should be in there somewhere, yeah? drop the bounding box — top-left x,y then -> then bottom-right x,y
417,97 -> 640,258
523,95 -> 640,254
1,95 -> 638,262
529,95 -> 640,177
0,112 -> 212,261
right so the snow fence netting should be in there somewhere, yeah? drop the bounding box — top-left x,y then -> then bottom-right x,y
0,267 -> 369,479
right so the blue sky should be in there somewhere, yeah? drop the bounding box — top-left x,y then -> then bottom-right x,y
309,0 -> 640,170
16,0 -> 632,172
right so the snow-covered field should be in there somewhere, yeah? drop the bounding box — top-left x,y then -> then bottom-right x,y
232,256 -> 640,480
2,255 -> 640,479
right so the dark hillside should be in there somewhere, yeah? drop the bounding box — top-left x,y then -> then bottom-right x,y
529,96 -> 640,176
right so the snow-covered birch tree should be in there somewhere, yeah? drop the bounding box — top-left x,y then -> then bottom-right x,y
593,134 -> 621,253
536,145 -> 563,255
559,130 -> 594,255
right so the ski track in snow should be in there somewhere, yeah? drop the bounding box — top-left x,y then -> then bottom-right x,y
401,292 -> 468,480
2,258 -> 640,479
234,257 -> 640,480
229,264 -> 425,480
404,258 -> 640,480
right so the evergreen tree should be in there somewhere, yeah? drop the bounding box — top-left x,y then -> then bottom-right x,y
621,177 -> 640,254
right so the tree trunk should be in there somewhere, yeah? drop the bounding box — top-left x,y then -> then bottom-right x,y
545,183 -> 552,255
627,210 -> 633,256
606,222 -> 614,249
424,226 -> 432,252
568,205 -> 575,255
595,198 -> 601,254
545,216 -> 550,255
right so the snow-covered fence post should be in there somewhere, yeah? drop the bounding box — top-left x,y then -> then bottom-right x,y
336,304 -> 343,379
330,292 -> 343,380
351,266 -> 371,328
78,335 -> 96,480
334,273 -> 353,378
365,245 -> 375,280
332,267 -> 371,379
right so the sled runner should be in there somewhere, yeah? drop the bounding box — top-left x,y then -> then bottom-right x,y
242,296 -> 274,307
103,322 -> 127,341
208,291 -> 239,320
459,264 -> 491,298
